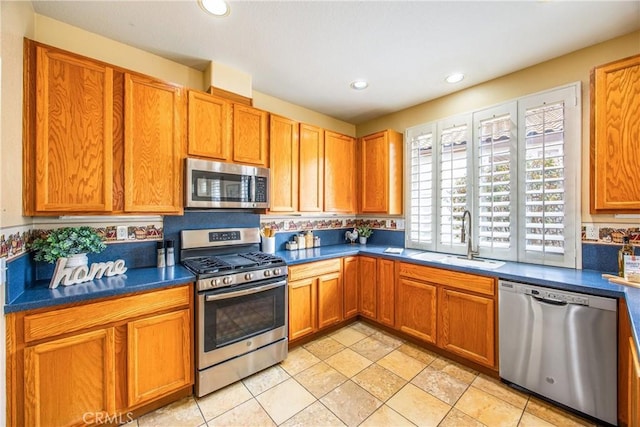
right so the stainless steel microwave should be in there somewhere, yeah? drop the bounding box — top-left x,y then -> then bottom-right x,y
185,158 -> 270,209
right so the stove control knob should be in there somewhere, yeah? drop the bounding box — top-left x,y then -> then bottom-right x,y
211,278 -> 221,288
223,277 -> 232,285
274,268 -> 281,276
264,270 -> 271,277
245,273 -> 254,280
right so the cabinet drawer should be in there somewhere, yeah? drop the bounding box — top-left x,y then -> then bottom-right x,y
24,285 -> 191,343
398,263 -> 495,296
289,259 -> 341,281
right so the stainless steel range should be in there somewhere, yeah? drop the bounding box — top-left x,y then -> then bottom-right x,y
181,227 -> 288,397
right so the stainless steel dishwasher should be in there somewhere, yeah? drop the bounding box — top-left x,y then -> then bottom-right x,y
498,280 -> 617,425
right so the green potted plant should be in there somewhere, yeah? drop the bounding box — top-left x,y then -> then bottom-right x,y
30,226 -> 107,267
356,225 -> 373,244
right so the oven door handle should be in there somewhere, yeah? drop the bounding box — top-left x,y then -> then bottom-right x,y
205,280 -> 285,301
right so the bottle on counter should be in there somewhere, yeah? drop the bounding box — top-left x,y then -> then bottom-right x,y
314,236 -> 321,247
618,236 -> 634,277
157,241 -> 166,268
305,231 -> 314,249
166,240 -> 175,266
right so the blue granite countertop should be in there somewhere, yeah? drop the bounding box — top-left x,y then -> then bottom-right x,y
4,265 -> 195,313
277,244 -> 640,353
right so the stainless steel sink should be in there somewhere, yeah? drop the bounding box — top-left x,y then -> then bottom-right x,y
409,252 -> 505,270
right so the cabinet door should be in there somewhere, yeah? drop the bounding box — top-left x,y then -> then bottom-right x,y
591,54 -> 640,212
377,258 -> 395,327
343,256 -> 359,319
288,277 -> 317,341
324,131 -> 356,212
318,271 -> 343,329
233,104 -> 268,166
269,115 -> 299,212
24,328 -> 116,427
187,90 -> 231,160
397,277 -> 437,344
438,288 -> 495,368
361,130 -> 403,214
34,46 -> 114,213
299,124 -> 324,212
127,309 -> 192,406
359,256 -> 377,319
630,337 -> 640,427
124,73 -> 184,214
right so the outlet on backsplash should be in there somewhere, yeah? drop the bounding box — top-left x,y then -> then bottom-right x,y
585,224 -> 599,240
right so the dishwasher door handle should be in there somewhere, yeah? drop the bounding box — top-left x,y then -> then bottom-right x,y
532,295 -> 568,306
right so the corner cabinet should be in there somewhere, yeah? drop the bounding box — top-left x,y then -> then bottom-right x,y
324,131 -> 356,213
124,73 -> 185,214
590,54 -> 640,213
6,285 -> 193,427
360,130 -> 403,214
269,115 -> 299,212
25,43 -> 114,214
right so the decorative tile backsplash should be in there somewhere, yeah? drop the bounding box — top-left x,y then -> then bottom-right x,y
259,216 -> 405,233
581,224 -> 639,245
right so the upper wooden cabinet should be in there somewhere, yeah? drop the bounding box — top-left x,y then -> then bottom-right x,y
23,40 -> 185,215
187,90 -> 232,161
299,124 -> 324,212
590,54 -> 640,213
269,115 -> 299,212
324,131 -> 356,213
360,130 -> 403,214
124,73 -> 185,214
233,104 -> 268,166
26,44 -> 114,214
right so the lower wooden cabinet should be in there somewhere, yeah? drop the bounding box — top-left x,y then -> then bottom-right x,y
288,259 -> 342,342
396,276 -> 437,344
358,256 -> 377,320
438,288 -> 495,367
7,285 -> 193,427
342,256 -> 359,319
629,337 -> 640,427
376,259 -> 396,327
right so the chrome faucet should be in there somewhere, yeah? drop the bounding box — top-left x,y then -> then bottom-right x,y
461,210 -> 479,260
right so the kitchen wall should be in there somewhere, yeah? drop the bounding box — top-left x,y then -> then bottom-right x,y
356,30 -> 640,225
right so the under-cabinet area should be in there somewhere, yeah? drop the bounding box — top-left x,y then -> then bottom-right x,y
5,284 -> 193,427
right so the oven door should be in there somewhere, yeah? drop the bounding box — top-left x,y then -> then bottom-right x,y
197,277 -> 287,370
186,158 -> 269,209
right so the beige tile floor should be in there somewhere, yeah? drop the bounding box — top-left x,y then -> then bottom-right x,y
131,321 -> 596,427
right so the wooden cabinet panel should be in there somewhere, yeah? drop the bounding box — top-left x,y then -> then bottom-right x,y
396,276 -> 437,344
343,257 -> 359,319
299,124 -> 324,212
317,272 -> 343,329
289,258 -> 341,281
24,328 -> 116,427
187,90 -> 231,160
377,258 -> 395,327
124,73 -> 184,214
398,262 -> 495,296
33,45 -> 114,213
591,54 -> 640,212
233,104 -> 268,166
630,336 -> 640,427
269,115 -> 299,212
360,130 -> 403,214
359,256 -> 377,319
288,277 -> 318,341
127,309 -> 192,406
324,131 -> 356,213
438,288 -> 495,368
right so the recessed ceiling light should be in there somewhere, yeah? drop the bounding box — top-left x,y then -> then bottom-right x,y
350,80 -> 369,90
199,0 -> 230,17
445,73 -> 465,84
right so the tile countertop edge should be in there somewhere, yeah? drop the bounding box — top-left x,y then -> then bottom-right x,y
276,244 -> 640,354
4,265 -> 196,314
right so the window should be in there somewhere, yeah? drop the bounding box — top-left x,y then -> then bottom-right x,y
405,84 -> 580,268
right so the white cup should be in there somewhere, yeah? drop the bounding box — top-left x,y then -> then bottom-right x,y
262,236 -> 276,254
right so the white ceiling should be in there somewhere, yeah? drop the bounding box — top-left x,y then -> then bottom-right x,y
31,0 -> 640,124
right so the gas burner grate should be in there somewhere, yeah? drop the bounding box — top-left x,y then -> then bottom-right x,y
241,252 -> 285,265
183,257 -> 233,274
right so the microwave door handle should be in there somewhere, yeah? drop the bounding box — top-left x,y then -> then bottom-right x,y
248,176 -> 255,202
205,280 -> 285,301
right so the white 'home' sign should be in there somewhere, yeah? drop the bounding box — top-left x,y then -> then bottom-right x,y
49,258 -> 128,289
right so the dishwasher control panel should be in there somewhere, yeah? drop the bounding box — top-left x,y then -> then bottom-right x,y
498,280 -> 616,310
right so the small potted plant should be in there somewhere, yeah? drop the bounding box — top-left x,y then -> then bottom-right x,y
30,226 -> 107,267
356,225 -> 373,244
